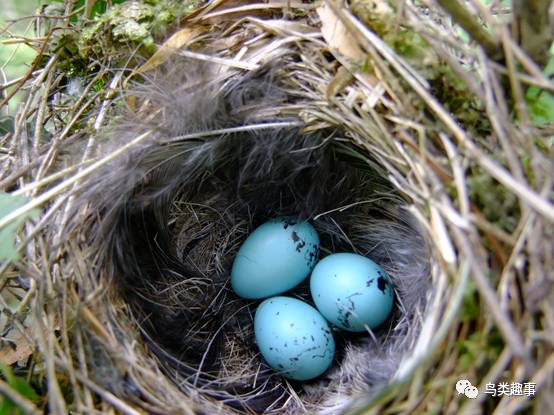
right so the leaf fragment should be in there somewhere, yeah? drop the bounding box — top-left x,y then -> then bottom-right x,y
0,194 -> 39,262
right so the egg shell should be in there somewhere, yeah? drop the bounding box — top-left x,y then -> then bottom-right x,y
254,296 -> 335,380
231,219 -> 320,299
310,253 -> 394,332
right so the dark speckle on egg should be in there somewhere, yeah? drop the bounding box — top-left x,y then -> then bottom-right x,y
347,293 -> 362,302
310,253 -> 394,332
255,297 -> 334,380
282,219 -> 297,229
291,231 -> 306,252
304,245 -> 319,267
291,231 -> 299,242
312,346 -> 331,359
335,293 -> 363,328
337,306 -> 352,328
377,276 -> 388,293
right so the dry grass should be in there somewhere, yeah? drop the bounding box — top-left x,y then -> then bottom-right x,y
1,0 -> 553,414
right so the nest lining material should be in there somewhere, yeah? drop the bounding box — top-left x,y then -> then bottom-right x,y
2,1 -> 554,414
79,58 -> 431,413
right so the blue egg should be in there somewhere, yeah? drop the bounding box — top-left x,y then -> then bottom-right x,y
254,296 -> 335,380
231,219 -> 320,299
310,253 -> 394,332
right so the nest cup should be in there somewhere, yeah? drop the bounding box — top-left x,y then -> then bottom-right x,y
79,58 -> 431,413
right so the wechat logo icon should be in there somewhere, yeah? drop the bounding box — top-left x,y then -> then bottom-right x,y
456,379 -> 478,399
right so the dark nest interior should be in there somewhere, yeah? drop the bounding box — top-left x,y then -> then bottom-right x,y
77,60 -> 431,413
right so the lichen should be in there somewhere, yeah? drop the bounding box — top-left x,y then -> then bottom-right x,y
44,0 -> 198,74
78,0 -> 198,56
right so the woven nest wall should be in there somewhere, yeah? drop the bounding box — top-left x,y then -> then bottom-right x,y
1,1 -> 553,414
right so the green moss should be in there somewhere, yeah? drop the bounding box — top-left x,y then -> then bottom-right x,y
467,169 -> 519,233
78,0 -> 197,56
352,0 -> 489,132
350,0 -> 396,38
352,0 -> 439,77
525,86 -> 554,126
430,65 -> 490,131
384,29 -> 440,79
524,42 -> 554,129
460,280 -> 480,321
456,328 -> 504,373
92,77 -> 106,92
28,0 -> 196,142
45,0 -> 198,76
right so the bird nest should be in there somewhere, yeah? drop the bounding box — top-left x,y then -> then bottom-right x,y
1,1 -> 553,414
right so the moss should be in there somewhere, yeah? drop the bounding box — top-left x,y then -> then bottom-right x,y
350,0 -> 396,37
45,0 -> 198,77
525,86 -> 554,126
35,0 -> 198,139
467,169 -> 520,233
352,0 -> 489,133
351,1 -> 438,73
460,280 -> 480,321
78,0 -> 198,57
456,328 -> 504,373
430,65 -> 490,132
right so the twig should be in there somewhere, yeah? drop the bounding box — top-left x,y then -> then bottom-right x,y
435,0 -> 502,61
56,358 -> 146,415
0,30 -> 53,110
0,130 -> 154,230
337,7 -> 554,223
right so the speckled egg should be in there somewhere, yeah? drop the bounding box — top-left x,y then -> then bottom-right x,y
310,253 -> 394,332
231,218 -> 320,299
254,296 -> 335,380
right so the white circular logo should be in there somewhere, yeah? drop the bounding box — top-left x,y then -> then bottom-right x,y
456,379 -> 478,398
464,385 -> 478,399
456,379 -> 471,395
